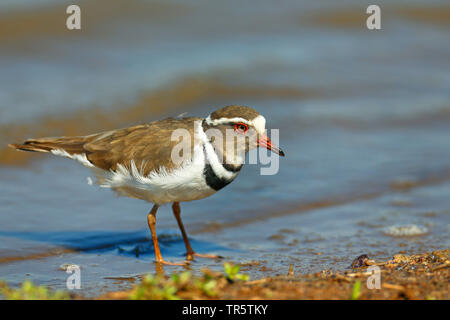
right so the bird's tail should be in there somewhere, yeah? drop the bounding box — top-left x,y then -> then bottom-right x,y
8,136 -> 88,155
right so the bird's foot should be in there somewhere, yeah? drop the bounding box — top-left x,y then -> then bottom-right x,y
187,252 -> 223,261
155,259 -> 190,266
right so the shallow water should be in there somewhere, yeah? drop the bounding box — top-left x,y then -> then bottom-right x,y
0,0 -> 449,297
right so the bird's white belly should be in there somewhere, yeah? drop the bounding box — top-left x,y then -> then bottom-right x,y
93,151 -> 216,205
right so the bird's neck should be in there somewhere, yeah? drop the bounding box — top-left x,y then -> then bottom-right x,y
201,119 -> 246,170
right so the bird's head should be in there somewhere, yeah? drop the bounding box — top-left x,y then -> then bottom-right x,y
204,105 -> 285,160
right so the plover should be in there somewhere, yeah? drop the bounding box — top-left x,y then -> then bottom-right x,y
9,105 -> 284,265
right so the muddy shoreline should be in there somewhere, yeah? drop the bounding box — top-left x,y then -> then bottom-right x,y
1,249 -> 448,300
90,249 -> 449,300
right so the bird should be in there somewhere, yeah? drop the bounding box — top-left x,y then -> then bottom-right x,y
9,105 -> 284,265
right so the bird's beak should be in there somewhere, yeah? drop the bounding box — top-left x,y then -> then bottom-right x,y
258,134 -> 285,157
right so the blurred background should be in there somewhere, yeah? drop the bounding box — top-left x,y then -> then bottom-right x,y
0,0 -> 449,296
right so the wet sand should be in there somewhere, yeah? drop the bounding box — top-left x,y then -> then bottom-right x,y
99,249 -> 449,300
1,249 -> 448,299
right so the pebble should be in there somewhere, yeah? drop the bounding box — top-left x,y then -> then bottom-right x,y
382,224 -> 428,237
59,263 -> 80,271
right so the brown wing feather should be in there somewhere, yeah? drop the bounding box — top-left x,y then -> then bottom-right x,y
8,136 -> 91,154
9,117 -> 200,175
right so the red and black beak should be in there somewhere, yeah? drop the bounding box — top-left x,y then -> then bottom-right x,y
258,134 -> 285,157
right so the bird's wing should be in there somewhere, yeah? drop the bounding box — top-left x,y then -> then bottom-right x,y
9,117 -> 203,175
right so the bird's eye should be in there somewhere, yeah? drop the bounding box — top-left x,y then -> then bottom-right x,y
234,123 -> 248,133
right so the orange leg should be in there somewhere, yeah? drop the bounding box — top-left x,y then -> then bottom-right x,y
147,204 -> 188,266
172,202 -> 222,261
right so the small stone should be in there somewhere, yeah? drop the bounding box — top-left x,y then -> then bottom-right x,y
59,263 -> 80,271
350,254 -> 371,269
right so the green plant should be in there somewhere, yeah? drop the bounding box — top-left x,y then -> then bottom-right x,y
223,262 -> 249,282
129,274 -> 179,300
129,270 -> 220,300
127,262 -> 250,300
351,280 -> 362,300
195,272 -> 217,297
0,280 -> 69,300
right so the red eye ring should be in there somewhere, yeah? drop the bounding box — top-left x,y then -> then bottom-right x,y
234,123 -> 248,133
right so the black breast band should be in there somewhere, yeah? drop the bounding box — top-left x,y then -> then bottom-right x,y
202,144 -> 242,191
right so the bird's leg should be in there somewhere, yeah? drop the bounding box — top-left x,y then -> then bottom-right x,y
172,202 -> 194,260
172,202 -> 222,261
147,204 -> 188,266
